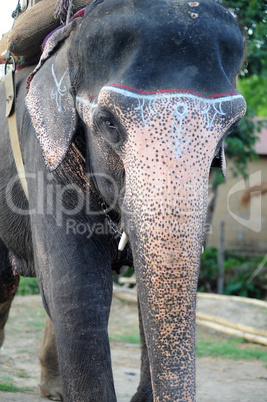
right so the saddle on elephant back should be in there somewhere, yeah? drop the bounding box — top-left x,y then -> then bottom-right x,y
0,0 -> 93,68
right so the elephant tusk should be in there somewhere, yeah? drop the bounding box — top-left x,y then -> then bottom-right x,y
118,232 -> 128,251
220,140 -> 227,178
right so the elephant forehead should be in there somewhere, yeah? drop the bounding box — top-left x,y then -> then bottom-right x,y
79,0 -> 244,97
97,85 -> 246,137
93,85 -> 245,174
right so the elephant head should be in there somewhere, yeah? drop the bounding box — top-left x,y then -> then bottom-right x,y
26,0 -> 246,399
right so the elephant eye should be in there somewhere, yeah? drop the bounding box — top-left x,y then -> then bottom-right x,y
94,109 -> 121,144
100,117 -> 119,141
103,119 -> 116,130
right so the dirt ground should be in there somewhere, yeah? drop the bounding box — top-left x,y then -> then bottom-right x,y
0,294 -> 266,402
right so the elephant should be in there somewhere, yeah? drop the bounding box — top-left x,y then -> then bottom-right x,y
0,0 -> 246,400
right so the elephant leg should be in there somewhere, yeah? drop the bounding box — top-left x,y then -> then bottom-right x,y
29,220 -> 116,400
0,241 -> 20,347
131,299 -> 153,402
0,299 -> 14,347
39,314 -> 63,401
40,261 -> 115,401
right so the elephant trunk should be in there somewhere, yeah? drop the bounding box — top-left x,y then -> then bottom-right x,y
117,89 -> 246,400
124,167 -> 208,400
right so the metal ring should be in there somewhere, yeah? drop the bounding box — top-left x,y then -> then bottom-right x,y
4,54 -> 16,75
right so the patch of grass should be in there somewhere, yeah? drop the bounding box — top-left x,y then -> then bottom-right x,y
0,384 -> 32,393
6,307 -> 46,343
196,338 -> 267,363
0,376 -> 32,393
0,376 -> 13,384
109,332 -> 140,345
109,320 -> 140,345
17,349 -> 31,353
17,348 -> 36,355
16,372 -> 30,379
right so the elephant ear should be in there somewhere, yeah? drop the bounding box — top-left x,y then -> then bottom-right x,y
26,19 -> 80,170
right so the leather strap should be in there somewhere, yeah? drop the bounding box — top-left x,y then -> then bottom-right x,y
5,70 -> 29,200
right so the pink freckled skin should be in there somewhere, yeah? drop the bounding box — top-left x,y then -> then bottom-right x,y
97,88 -> 246,400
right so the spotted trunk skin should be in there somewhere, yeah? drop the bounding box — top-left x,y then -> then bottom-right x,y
90,86 -> 246,400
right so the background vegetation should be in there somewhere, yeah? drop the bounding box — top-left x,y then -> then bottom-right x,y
215,0 -> 267,178
17,277 -> 40,296
199,248 -> 267,299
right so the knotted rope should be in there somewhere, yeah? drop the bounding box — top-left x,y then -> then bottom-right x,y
11,0 -> 22,20
54,0 -> 74,23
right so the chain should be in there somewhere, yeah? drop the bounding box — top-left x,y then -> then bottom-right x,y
101,202 -> 122,237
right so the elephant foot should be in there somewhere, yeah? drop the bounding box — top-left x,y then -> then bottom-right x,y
40,381 -> 63,401
0,298 -> 17,347
0,328 -> 4,346
0,300 -> 11,346
39,314 -> 63,401
130,387 -> 153,402
0,261 -> 20,347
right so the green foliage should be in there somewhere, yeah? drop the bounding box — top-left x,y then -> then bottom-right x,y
238,76 -> 267,117
196,338 -> 267,362
199,248 -> 267,298
114,266 -> 136,288
219,0 -> 267,78
224,278 -> 261,298
212,1 -> 267,183
225,104 -> 260,178
199,247 -> 218,280
17,277 -> 40,296
223,252 -> 265,298
199,247 -> 218,292
120,266 -> 135,278
211,169 -> 225,188
223,254 -> 247,270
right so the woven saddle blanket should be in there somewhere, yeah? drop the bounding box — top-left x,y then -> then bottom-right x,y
0,0 -> 92,65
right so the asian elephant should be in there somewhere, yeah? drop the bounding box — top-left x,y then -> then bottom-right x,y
0,0 -> 246,400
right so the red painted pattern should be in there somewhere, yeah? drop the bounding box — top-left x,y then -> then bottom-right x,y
106,83 -> 240,99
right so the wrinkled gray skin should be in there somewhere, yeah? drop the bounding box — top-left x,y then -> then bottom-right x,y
0,0 -> 246,401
